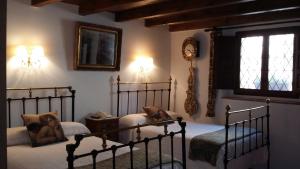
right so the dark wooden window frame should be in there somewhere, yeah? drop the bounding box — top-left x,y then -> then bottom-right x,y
234,26 -> 300,98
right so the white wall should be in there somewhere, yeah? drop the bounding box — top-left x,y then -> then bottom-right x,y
170,23 -> 300,169
7,0 -> 171,124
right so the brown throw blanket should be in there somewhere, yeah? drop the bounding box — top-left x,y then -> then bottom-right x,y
75,149 -> 182,169
189,127 -> 259,166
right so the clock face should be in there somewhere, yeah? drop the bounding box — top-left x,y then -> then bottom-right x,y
182,37 -> 198,61
185,44 -> 195,57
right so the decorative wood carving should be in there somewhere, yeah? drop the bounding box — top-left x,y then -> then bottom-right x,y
184,63 -> 198,116
206,30 -> 220,117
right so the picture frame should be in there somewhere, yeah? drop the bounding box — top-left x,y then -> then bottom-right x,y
74,22 -> 122,71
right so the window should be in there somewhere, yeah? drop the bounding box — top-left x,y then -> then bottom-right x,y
236,27 -> 300,97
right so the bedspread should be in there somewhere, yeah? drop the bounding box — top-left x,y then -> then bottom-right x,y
189,127 -> 260,166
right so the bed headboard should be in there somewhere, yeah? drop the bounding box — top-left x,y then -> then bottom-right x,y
115,75 -> 172,117
6,86 -> 76,128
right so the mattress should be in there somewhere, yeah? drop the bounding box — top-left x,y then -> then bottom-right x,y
8,135 -> 182,169
119,117 -> 267,169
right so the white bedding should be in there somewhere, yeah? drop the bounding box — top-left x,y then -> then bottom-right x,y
8,125 -> 182,169
8,136 -> 130,169
119,116 -> 267,169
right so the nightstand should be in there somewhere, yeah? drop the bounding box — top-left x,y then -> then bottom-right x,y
85,117 -> 119,142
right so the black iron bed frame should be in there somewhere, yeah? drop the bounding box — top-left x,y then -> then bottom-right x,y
116,75 -> 172,117
66,118 -> 187,169
224,99 -> 270,169
115,75 -> 271,169
6,86 -> 76,127
6,86 -> 187,169
6,84 -> 270,169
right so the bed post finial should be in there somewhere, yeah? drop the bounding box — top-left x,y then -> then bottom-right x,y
225,105 -> 231,114
136,124 -> 141,141
102,131 -> 107,149
117,75 -> 120,117
224,104 -> 231,169
266,98 -> 270,105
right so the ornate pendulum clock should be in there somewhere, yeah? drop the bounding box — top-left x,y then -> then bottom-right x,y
182,37 -> 199,116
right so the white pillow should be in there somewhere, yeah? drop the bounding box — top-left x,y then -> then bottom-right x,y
119,113 -> 149,128
166,111 -> 183,120
7,122 -> 90,147
61,122 -> 91,137
7,126 -> 31,146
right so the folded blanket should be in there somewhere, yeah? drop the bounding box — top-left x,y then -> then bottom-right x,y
189,127 -> 259,166
75,149 -> 182,169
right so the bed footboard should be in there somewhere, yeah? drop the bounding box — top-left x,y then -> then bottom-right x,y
66,118 -> 187,169
224,99 -> 270,169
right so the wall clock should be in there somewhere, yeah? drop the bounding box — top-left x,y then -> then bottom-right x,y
182,37 -> 199,61
182,37 -> 199,116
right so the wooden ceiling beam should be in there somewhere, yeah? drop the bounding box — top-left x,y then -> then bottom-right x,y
31,0 -> 62,7
62,0 -> 80,5
115,0 -> 254,22
169,8 -> 300,32
146,0 -> 300,27
79,0 -> 153,16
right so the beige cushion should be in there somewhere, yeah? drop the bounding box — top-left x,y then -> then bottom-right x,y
143,106 -> 172,125
21,112 -> 67,147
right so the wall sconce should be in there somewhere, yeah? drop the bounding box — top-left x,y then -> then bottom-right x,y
15,45 -> 45,69
131,56 -> 154,74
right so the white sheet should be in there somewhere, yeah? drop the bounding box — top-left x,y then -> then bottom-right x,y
119,119 -> 267,169
8,136 -> 129,169
8,135 -> 183,169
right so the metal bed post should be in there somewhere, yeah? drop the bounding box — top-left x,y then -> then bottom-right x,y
66,144 -> 75,169
7,98 -> 11,128
224,105 -> 230,169
66,134 -> 84,169
266,98 -> 271,169
178,117 -> 187,169
117,75 -> 120,117
35,97 -> 39,114
70,87 -> 76,122
145,82 -> 148,106
167,76 -> 172,110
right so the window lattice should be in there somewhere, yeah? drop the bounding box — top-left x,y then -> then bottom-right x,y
268,34 -> 294,91
240,36 -> 263,89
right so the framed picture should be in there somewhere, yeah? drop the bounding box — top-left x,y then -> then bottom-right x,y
74,22 -> 122,71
